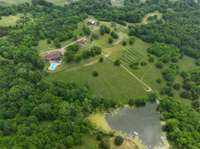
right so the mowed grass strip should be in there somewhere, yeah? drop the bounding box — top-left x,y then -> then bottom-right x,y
46,59 -> 147,103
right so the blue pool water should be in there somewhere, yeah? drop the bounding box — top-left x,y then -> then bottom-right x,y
49,63 -> 58,71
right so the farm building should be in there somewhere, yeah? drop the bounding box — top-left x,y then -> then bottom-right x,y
45,51 -> 62,61
87,19 -> 96,25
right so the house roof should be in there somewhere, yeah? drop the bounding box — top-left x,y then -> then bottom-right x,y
45,51 -> 62,61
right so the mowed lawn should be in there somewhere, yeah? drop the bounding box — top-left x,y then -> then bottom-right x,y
46,59 -> 147,103
0,14 -> 21,27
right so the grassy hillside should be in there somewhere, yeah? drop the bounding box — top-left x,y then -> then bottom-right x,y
46,59 -> 147,103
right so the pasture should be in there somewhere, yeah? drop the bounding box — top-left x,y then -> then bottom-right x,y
45,17 -> 196,103
44,20 -> 154,103
46,59 -> 147,103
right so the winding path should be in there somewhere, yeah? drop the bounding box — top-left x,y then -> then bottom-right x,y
40,37 -> 86,56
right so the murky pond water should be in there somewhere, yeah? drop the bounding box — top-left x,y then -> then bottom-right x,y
106,103 -> 162,149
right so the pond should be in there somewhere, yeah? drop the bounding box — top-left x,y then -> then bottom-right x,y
106,103 -> 163,149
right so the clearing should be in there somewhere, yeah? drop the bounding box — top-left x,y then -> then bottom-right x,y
44,17 -> 160,103
0,14 -> 22,27
0,0 -> 31,5
46,59 -> 147,103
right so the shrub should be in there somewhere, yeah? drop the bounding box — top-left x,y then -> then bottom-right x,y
54,39 -> 61,48
67,44 -> 79,52
110,31 -> 118,39
148,93 -> 157,102
64,51 -> 75,63
155,62 -> 163,69
92,71 -> 99,77
114,136 -> 124,146
122,41 -> 127,46
99,139 -> 111,149
114,59 -> 121,66
108,37 -> 113,44
173,83 -> 181,90
100,25 -> 110,35
99,57 -> 104,63
140,61 -> 147,66
129,62 -> 139,69
96,133 -> 103,141
91,33 -> 99,40
82,25 -> 91,36
74,55 -> 82,63
128,99 -> 135,106
129,37 -> 135,45
90,46 -> 102,56
148,57 -> 154,63
156,78 -> 162,84
134,98 -> 146,107
82,50 -> 91,59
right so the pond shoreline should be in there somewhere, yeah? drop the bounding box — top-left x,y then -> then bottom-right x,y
88,103 -> 170,149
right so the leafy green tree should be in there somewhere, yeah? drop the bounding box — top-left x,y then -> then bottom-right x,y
114,59 -> 121,66
114,136 -> 124,146
82,25 -> 91,36
100,25 -> 110,35
110,31 -> 118,39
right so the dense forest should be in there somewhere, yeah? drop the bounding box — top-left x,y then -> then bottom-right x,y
0,0 -> 200,148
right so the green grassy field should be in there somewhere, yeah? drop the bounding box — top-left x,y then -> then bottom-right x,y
44,18 -> 196,104
0,0 -> 31,5
36,40 -> 55,52
0,14 -> 21,27
44,20 -> 153,103
46,59 -> 147,103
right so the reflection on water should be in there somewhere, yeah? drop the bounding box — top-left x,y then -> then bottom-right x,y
106,103 -> 162,149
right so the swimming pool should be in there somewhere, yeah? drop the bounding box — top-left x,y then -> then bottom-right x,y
48,62 -> 59,71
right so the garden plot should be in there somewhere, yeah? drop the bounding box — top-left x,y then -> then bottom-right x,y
120,48 -> 143,66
